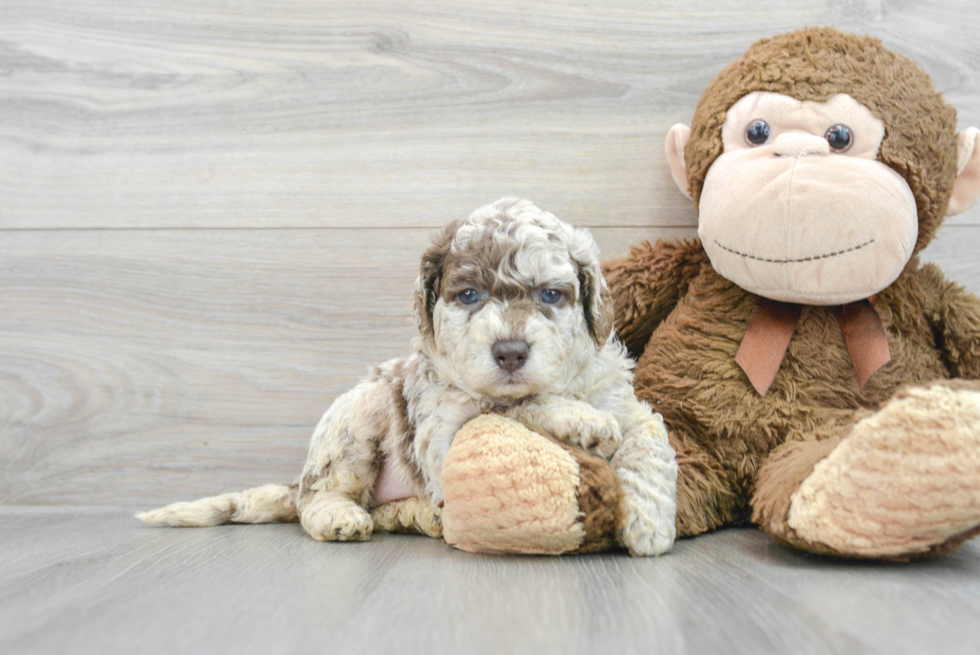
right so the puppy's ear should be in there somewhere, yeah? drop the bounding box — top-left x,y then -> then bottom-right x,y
570,228 -> 614,347
414,220 -> 460,341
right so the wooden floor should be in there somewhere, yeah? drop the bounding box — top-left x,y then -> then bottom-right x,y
2,506 -> 980,655
3,1 -> 980,653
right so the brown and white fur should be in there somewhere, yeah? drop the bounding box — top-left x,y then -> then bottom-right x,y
139,197 -> 678,556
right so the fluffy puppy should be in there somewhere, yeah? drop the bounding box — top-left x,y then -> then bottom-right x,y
139,197 -> 678,556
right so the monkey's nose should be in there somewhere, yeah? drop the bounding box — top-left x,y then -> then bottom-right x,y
772,132 -> 830,158
492,340 -> 530,373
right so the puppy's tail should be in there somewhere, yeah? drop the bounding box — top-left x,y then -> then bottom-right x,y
136,483 -> 298,527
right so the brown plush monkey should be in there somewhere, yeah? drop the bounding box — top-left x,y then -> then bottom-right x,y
604,27 -> 980,559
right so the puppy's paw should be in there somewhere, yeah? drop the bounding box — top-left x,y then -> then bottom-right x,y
620,517 -> 673,557
302,502 -> 373,542
371,498 -> 443,538
619,498 -> 675,557
561,409 -> 623,459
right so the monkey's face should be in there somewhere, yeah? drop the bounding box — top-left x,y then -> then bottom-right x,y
697,92 -> 918,305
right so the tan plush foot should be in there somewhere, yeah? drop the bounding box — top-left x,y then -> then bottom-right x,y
370,498 -> 443,538
788,383 -> 980,558
440,414 -> 622,555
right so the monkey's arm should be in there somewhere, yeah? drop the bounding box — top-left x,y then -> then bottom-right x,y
602,238 -> 706,358
923,264 -> 980,379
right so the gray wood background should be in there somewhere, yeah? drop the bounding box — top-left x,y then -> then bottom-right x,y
4,4 -> 980,655
3,509 -> 979,655
2,0 -> 979,507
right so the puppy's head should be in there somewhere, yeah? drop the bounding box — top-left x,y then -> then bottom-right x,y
413,197 -> 613,400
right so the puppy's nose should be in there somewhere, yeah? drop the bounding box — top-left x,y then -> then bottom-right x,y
492,340 -> 529,373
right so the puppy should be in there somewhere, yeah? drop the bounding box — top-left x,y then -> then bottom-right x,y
139,197 -> 678,555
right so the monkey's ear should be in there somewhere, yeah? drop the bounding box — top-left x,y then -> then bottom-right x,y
947,127 -> 980,216
665,124 -> 692,200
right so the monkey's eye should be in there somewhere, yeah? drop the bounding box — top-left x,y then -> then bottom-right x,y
824,124 -> 853,152
457,289 -> 481,305
540,289 -> 562,304
744,119 -> 771,146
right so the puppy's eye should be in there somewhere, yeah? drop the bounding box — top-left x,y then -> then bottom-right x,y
457,289 -> 481,305
540,289 -> 562,304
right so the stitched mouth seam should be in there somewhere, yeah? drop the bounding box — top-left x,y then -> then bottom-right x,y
713,238 -> 875,264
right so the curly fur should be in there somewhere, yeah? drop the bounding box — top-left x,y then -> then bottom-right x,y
140,198 -> 677,556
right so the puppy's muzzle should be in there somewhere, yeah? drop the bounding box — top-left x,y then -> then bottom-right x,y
492,340 -> 530,373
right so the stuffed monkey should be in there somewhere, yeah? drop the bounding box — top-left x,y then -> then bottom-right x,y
603,27 -> 980,559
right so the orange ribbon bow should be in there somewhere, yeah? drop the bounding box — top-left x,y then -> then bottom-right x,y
735,299 -> 891,396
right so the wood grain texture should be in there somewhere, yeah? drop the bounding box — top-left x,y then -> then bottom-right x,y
3,3 -> 980,642
1,225 -> 977,505
1,0 -> 980,507
1,507 -> 979,655
0,0 -> 978,229
0,226 -> 695,505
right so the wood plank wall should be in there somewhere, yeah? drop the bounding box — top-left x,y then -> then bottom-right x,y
2,0 -> 979,505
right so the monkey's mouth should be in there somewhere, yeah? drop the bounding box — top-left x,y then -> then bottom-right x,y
711,238 -> 875,264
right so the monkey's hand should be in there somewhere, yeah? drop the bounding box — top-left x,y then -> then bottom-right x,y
922,264 -> 980,380
602,238 -> 706,358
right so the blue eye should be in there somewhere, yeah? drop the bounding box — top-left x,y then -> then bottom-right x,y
540,289 -> 562,304
458,289 -> 480,305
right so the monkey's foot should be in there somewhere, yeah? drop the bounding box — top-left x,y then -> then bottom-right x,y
788,382 -> 980,559
440,414 -> 623,555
